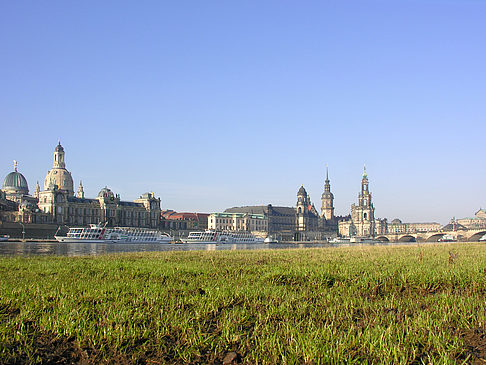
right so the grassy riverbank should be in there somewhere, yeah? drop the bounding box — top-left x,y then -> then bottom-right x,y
1,243 -> 486,364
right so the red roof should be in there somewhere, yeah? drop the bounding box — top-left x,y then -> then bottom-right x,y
161,211 -> 209,221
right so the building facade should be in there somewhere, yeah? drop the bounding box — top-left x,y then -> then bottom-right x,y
339,167 -> 386,237
387,219 -> 441,234
457,209 -> 486,229
208,212 -> 268,233
225,205 -> 296,235
296,185 -> 319,233
2,142 -> 162,230
161,211 -> 209,231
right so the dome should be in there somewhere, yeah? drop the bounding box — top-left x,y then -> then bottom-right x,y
297,185 -> 307,196
98,187 -> 115,199
44,168 -> 74,194
2,170 -> 29,195
55,142 -> 64,152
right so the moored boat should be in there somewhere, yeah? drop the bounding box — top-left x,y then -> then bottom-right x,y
329,237 -> 351,244
183,230 -> 264,244
0,235 -> 9,242
55,224 -> 172,243
438,234 -> 457,242
264,236 -> 280,244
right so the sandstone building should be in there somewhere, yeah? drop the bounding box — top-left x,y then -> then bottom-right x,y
339,167 -> 387,237
208,212 -> 268,233
1,142 -> 162,232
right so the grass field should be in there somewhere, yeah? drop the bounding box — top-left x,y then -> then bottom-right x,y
1,243 -> 486,364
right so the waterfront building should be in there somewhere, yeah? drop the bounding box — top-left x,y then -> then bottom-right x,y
208,212 -> 268,233
37,142 -> 161,228
457,209 -> 486,229
296,185 -> 319,234
320,166 -> 334,221
2,142 -> 162,231
160,210 -> 209,230
319,166 -> 340,233
339,167 -> 386,237
387,219 -> 441,234
225,205 -> 296,238
1,161 -> 51,225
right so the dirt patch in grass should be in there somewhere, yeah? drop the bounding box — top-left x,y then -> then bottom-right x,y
6,327 -> 89,364
462,328 -> 486,364
0,302 -> 20,318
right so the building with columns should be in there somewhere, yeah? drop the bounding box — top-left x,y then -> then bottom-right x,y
208,212 -> 268,233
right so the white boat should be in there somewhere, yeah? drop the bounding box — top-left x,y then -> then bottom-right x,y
264,236 -> 280,244
438,234 -> 457,242
329,237 -> 351,244
350,237 -> 381,244
55,224 -> 172,244
330,237 -> 381,244
0,235 -> 9,242
183,230 -> 264,244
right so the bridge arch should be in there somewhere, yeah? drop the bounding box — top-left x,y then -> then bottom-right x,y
398,235 -> 416,242
467,231 -> 486,242
426,233 -> 446,242
376,236 -> 389,242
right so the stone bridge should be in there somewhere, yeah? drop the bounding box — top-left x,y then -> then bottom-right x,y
376,229 -> 486,243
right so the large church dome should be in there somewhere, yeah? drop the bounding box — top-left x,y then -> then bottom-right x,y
44,168 -> 74,193
43,141 -> 74,195
2,162 -> 29,195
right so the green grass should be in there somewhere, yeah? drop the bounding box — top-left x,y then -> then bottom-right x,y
1,243 -> 486,364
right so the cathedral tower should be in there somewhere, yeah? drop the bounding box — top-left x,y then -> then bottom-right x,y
320,165 -> 334,221
350,166 -> 375,237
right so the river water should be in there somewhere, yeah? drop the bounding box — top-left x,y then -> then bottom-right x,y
0,240 -> 425,257
0,241 -> 339,257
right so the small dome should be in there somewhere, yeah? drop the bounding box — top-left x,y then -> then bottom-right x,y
2,171 -> 29,195
297,185 -> 307,196
98,187 -> 115,199
55,142 -> 64,152
391,219 -> 402,224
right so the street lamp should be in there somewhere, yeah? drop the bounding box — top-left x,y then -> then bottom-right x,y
20,222 -> 25,241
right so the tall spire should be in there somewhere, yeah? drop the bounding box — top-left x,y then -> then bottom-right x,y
13,160 -> 18,172
363,164 -> 367,177
324,164 -> 331,193
77,181 -> 85,199
321,164 -> 334,221
34,181 -> 40,198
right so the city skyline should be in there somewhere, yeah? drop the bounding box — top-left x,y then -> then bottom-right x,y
1,1 -> 485,224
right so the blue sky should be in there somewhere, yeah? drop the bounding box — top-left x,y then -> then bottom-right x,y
1,1 -> 485,224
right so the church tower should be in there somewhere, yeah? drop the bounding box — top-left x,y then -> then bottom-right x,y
320,165 -> 334,221
77,181 -> 85,199
296,185 -> 310,231
53,140 -> 66,169
34,182 -> 40,199
43,140 -> 74,195
350,166 -> 375,237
